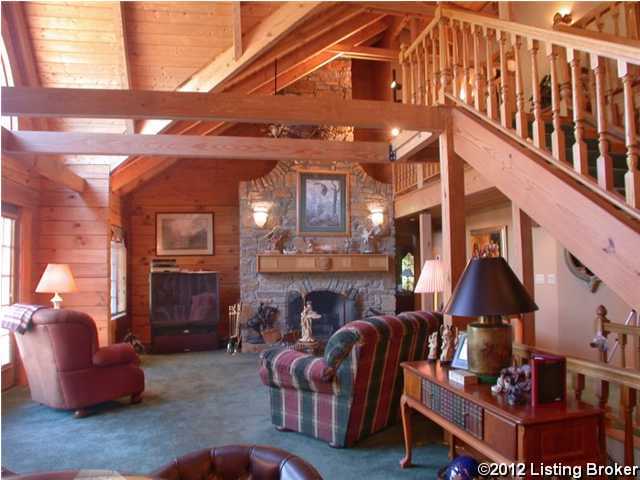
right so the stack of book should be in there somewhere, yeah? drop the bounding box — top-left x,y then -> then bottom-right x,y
150,258 -> 179,272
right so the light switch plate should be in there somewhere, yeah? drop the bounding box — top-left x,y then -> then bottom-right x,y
547,274 -> 557,285
535,274 -> 546,285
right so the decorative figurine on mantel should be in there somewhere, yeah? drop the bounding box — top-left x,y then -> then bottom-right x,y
261,226 -> 288,253
439,324 -> 458,364
360,223 -> 381,254
427,331 -> 439,362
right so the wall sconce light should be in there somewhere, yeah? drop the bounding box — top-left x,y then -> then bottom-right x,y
252,204 -> 269,228
390,127 -> 400,138
369,207 -> 385,227
390,69 -> 402,103
553,8 -> 572,26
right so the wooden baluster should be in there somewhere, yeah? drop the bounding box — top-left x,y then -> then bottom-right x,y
596,380 -> 610,414
497,30 -> 511,129
462,23 -> 472,105
574,373 -> 585,401
472,25 -> 485,113
596,305 -> 610,363
439,18 -> 452,102
511,34 -> 526,138
413,51 -> 422,105
409,50 -> 417,105
400,44 -> 409,105
567,48 -> 588,175
451,21 -> 461,100
618,60 -> 640,208
591,54 -> 614,191
431,31 -> 440,105
624,2 -> 639,39
485,28 -> 498,121
547,43 -> 567,163
620,386 -> 637,467
558,49 -> 572,118
422,39 -> 430,106
619,333 -> 627,368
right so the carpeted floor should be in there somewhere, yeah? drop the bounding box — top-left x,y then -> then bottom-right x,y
2,350 -> 449,478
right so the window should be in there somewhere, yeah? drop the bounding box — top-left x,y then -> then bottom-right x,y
110,227 -> 127,317
400,252 -> 415,292
1,215 -> 17,368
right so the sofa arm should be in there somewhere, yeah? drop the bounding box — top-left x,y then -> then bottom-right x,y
259,348 -> 334,394
92,343 -> 139,367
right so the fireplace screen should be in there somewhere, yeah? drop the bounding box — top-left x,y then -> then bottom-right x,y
286,290 -> 358,341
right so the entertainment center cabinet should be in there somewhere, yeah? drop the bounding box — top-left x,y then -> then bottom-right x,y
149,271 -> 220,353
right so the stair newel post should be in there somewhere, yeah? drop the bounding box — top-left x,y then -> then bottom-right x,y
485,27 -> 498,121
497,30 -> 511,129
472,25 -> 485,113
547,43 -> 567,163
618,60 -> 640,209
431,30 -> 440,105
511,33 -> 526,139
400,44 -> 409,105
462,23 -> 472,106
590,54 -> 614,191
422,38 -> 430,106
438,17 -> 452,103
567,47 -> 588,175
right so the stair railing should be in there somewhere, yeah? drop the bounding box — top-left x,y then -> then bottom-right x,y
514,342 -> 640,468
568,2 -> 639,40
398,6 -> 640,217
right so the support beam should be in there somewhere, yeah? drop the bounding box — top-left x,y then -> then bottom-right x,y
111,157 -> 179,195
391,129 -> 438,162
2,87 -> 445,133
418,212 -> 434,310
1,128 -> 391,164
3,154 -> 85,193
439,119 -> 467,327
232,2 -> 243,60
362,2 -> 436,18
327,45 -> 399,61
112,2 -> 134,134
511,204 -> 535,345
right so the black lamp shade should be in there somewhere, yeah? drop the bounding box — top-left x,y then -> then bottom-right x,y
444,257 -> 538,317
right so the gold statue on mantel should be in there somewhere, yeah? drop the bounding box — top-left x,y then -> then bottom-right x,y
299,301 -> 321,343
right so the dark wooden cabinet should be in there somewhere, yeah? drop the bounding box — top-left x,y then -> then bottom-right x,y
400,361 -> 605,475
149,271 -> 219,353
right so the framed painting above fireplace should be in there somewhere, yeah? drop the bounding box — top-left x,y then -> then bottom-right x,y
297,171 -> 350,236
156,212 -> 214,256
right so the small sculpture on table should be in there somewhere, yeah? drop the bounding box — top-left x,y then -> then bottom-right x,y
295,302 -> 322,354
427,331 -> 439,362
439,324 -> 458,364
491,364 -> 531,405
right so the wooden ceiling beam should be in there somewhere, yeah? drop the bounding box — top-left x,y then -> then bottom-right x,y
232,2 -> 243,60
327,44 -> 399,62
2,86 -> 446,132
361,2 -> 436,18
2,128 -> 392,164
111,2 -> 134,134
111,157 -> 179,195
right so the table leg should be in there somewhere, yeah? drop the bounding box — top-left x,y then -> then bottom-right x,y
400,395 -> 413,469
448,433 -> 456,460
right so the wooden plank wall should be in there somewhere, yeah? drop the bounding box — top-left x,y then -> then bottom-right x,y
125,158 -> 274,344
35,163 -> 112,346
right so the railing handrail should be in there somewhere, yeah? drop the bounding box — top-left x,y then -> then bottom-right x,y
404,14 -> 440,57
438,6 -> 640,65
513,343 -> 640,391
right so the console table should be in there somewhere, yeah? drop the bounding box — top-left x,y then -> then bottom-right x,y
400,361 -> 605,473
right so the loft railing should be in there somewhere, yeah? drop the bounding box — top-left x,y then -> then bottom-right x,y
397,7 -> 640,217
569,2 -> 639,39
513,343 -> 640,468
392,162 -> 440,195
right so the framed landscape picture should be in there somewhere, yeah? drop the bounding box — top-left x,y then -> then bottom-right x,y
297,171 -> 349,235
469,225 -> 507,259
156,212 -> 214,256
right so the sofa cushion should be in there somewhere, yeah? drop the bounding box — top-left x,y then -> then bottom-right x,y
323,328 -> 360,377
260,348 -> 334,394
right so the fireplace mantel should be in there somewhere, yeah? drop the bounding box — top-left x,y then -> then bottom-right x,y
257,253 -> 390,273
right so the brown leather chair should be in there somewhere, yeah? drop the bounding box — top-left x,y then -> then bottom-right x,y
151,445 -> 323,480
14,308 -> 144,417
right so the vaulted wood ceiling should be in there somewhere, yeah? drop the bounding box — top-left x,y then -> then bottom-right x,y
2,1 -> 496,194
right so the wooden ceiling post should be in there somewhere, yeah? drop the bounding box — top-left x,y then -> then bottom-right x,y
418,212 -> 434,311
439,117 -> 467,328
511,204 -> 535,346
232,2 -> 243,60
112,2 -> 135,134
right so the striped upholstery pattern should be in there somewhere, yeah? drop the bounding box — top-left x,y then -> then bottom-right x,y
259,311 -> 441,447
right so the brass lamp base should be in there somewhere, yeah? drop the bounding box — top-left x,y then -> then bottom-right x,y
467,316 -> 513,377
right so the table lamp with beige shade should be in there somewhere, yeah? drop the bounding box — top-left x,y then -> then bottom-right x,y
35,263 -> 77,309
414,257 -> 445,311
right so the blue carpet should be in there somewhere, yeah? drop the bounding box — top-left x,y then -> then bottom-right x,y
2,350 -> 448,478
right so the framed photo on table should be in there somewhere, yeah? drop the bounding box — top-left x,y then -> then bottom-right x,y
156,212 -> 214,256
297,171 -> 350,235
451,332 -> 469,370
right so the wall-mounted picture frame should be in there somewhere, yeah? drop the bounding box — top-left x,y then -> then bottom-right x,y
451,332 -> 469,370
469,225 -> 507,259
297,171 -> 350,236
156,212 -> 214,256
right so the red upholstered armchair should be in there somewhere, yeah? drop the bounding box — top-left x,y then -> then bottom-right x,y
14,308 -> 145,417
259,311 -> 441,447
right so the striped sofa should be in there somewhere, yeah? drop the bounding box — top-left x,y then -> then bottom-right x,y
258,311 -> 441,448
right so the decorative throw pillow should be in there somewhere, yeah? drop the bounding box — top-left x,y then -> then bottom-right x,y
323,328 -> 361,379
